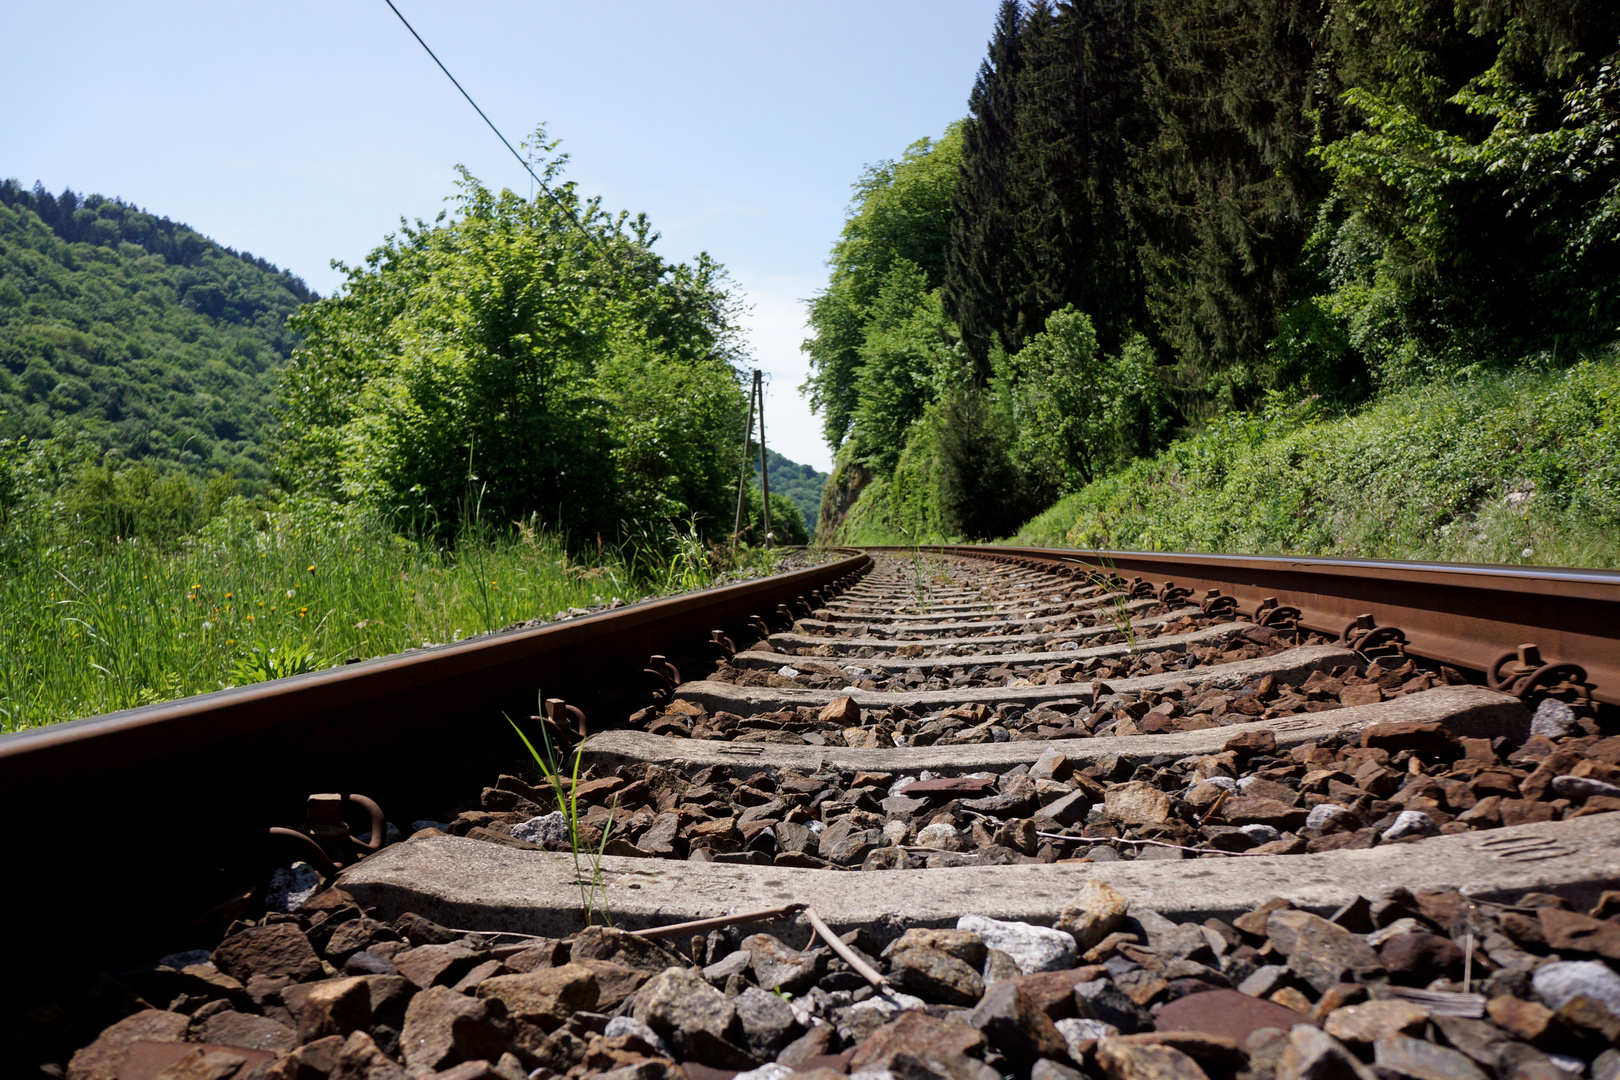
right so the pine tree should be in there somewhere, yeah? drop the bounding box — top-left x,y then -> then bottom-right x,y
1128,0 -> 1328,409
1008,0 -> 1149,356
946,0 -> 1026,380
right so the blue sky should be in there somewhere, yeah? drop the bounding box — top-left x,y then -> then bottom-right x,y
6,1 -> 1000,471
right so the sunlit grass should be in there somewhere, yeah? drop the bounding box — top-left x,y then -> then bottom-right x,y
0,497 -> 735,733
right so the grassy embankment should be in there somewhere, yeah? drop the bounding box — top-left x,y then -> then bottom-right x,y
0,498 -> 749,734
1014,355 -> 1620,566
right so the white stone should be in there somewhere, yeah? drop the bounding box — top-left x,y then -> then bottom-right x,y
510,811 -> 570,846
266,862 -> 323,913
1531,698 -> 1580,739
1055,1017 -> 1118,1059
882,821 -> 909,845
1306,804 -> 1352,831
1239,824 -> 1281,844
1552,775 -> 1620,800
1534,960 -> 1620,1014
778,666 -> 800,678
957,915 -> 1077,974
1366,918 -> 1427,948
839,990 -> 925,1031
1381,810 -> 1440,842
604,1016 -> 669,1055
915,823 -> 960,850
734,1065 -> 794,1080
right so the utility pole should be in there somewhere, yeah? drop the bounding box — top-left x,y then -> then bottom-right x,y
756,370 -> 772,546
732,369 -> 772,547
732,370 -> 757,543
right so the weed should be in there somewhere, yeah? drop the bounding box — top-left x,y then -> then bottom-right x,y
509,703 -> 617,926
0,496 -> 640,733
1015,352 -> 1620,567
1072,556 -> 1139,654
897,527 -> 935,612
229,641 -> 327,685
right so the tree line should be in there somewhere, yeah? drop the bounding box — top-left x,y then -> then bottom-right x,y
806,0 -> 1620,540
2,146 -> 806,552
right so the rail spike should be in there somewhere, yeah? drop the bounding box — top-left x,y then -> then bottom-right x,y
1252,596 -> 1303,629
267,792 -> 386,879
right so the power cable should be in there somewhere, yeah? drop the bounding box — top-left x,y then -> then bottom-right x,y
379,0 -> 612,262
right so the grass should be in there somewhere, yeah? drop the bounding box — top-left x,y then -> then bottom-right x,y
1014,354 -> 1620,567
0,495 -> 752,733
509,705 -> 616,926
1074,556 -> 1139,653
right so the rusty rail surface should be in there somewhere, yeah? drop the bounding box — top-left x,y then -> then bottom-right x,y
0,553 -> 869,991
4,542 -> 1616,998
875,545 -> 1620,707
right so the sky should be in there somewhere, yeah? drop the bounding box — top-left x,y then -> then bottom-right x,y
4,1 -> 1001,472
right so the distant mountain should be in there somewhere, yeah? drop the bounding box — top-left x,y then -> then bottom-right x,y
0,181 -> 316,484
752,448 -> 828,538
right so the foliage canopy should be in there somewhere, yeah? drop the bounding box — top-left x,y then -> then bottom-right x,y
279,145 -> 749,544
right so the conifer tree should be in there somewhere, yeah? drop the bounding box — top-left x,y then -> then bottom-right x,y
946,0 -> 1026,379
1008,0 -> 1148,356
1129,0 -> 1326,408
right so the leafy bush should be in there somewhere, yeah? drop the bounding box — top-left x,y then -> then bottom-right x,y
998,306 -> 1171,496
278,142 -> 747,546
1016,352 -> 1620,567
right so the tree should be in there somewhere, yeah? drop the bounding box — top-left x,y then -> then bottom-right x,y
278,145 -> 747,544
946,0 -> 1027,378
1006,0 -> 1149,357
1303,0 -> 1620,380
803,128 -> 961,450
849,261 -> 959,474
1129,0 -> 1328,411
1001,305 -> 1168,493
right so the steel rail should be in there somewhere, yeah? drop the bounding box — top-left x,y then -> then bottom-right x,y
872,545 -> 1620,706
0,552 -> 869,995
4,541 -> 1615,1002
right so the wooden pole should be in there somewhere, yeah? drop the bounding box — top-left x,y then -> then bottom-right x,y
732,371 -> 757,542
756,370 -> 771,546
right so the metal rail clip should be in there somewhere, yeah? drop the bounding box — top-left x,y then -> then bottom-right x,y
268,792 -> 386,878
1339,614 -> 1410,661
1486,644 -> 1596,707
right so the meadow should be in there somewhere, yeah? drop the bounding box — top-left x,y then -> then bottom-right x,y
0,495 -> 745,733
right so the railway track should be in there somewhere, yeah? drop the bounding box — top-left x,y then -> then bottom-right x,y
8,546 -> 1620,1080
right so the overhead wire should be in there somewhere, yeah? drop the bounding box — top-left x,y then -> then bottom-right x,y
379,0 -> 614,263
378,0 -> 734,376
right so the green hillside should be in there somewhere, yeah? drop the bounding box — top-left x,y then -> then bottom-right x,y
751,448 -> 828,538
0,181 -> 316,484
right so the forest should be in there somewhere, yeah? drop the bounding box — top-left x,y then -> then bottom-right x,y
808,0 -> 1620,548
0,180 -> 312,486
